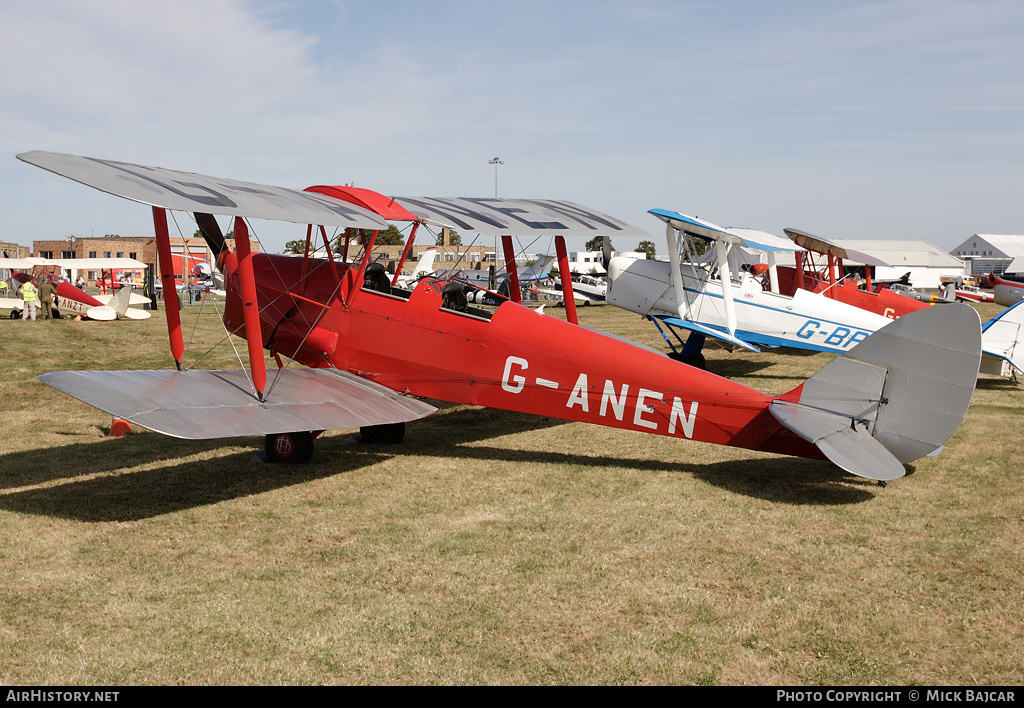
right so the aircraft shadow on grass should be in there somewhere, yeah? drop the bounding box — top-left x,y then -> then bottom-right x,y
0,404 -> 877,523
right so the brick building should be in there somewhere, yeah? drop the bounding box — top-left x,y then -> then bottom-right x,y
31,235 -> 256,287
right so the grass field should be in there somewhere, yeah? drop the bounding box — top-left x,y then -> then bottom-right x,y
0,301 -> 1021,685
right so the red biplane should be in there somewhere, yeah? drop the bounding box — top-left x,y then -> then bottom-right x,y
18,151 -> 984,483
773,228 -> 934,320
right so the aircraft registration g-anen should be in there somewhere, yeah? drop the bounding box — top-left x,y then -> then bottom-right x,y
16,150 -> 988,483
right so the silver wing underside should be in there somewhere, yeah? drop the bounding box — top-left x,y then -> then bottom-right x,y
17,151 -> 388,230
40,368 -> 435,439
394,197 -> 651,239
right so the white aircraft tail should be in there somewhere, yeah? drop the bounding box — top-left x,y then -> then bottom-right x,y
518,254 -> 555,281
410,248 -> 437,279
770,303 -> 982,481
113,286 -> 132,319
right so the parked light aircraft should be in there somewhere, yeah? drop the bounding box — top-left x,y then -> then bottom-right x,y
606,209 -> 1024,381
0,257 -> 152,320
605,209 -> 896,367
779,230 -> 1021,378
776,228 -> 934,319
993,259 -> 1024,307
17,151 -> 988,483
552,273 -> 607,304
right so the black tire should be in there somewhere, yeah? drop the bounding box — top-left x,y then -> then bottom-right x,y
668,351 -> 706,369
9,309 -> 20,320
359,422 -> 406,445
264,431 -> 315,464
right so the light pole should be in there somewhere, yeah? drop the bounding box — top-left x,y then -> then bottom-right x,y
488,157 -> 504,198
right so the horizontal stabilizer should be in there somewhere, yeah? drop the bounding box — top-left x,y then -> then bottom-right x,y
773,303 -> 981,477
769,400 -> 906,481
39,368 -> 436,439
85,306 -> 117,321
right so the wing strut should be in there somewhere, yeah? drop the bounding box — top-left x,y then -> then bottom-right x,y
664,222 -> 689,320
152,207 -> 184,367
234,217 -> 267,400
715,240 -> 738,336
501,235 -> 522,304
554,235 -> 578,324
391,221 -> 420,287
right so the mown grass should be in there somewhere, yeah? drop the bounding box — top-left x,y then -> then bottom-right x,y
0,300 -> 1021,685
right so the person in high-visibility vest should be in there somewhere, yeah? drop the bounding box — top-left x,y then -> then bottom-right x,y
19,280 -> 38,321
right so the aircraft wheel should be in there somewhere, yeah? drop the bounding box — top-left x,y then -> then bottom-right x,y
359,422 -> 406,445
668,351 -> 706,369
52,308 -> 62,319
264,431 -> 315,464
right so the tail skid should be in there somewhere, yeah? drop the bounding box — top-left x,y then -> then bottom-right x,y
770,304 -> 982,481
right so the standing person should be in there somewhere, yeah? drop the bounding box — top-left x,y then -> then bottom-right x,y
37,278 -> 55,320
19,279 -> 38,321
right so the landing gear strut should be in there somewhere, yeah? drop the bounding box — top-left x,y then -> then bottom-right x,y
667,331 -> 707,370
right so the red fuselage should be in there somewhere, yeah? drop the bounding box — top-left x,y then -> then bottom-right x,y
219,252 -> 823,461
773,265 -> 931,319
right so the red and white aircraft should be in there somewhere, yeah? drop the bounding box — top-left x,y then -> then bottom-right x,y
17,151 -> 985,483
0,257 -> 151,320
777,229 -> 935,319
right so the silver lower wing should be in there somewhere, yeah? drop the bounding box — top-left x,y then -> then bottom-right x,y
40,368 -> 436,439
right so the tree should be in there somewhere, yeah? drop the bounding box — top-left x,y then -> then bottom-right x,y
332,225 -> 405,252
374,225 -> 406,246
282,239 -> 307,255
585,235 -> 610,253
638,240 -> 657,260
438,228 -> 462,247
682,237 -> 712,261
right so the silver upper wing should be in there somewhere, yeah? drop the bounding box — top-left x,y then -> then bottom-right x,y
18,151 -> 388,230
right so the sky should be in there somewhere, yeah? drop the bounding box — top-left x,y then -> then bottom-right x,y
1,0 -> 1022,255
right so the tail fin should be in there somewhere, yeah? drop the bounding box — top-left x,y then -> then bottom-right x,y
411,248 -> 437,278
770,303 -> 982,481
113,286 -> 132,319
518,254 -> 555,281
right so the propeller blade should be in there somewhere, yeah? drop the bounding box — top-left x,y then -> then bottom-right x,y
195,212 -> 228,257
602,236 -> 612,270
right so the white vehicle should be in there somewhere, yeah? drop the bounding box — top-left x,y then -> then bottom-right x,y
554,273 -> 607,303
